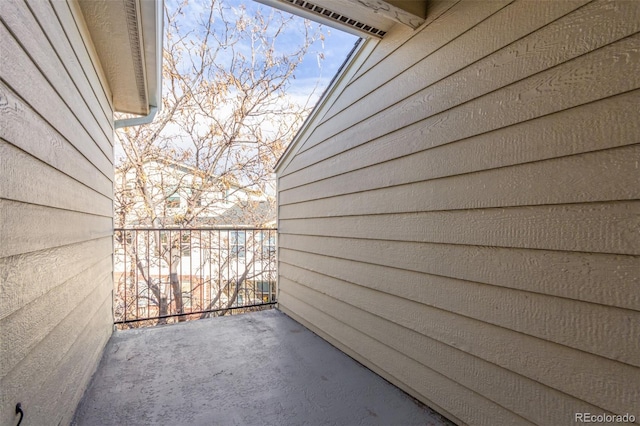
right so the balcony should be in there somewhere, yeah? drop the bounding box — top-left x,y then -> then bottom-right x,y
70,229 -> 450,425
73,310 -> 448,425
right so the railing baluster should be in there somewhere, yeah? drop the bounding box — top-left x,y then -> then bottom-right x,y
122,230 -> 127,323
178,229 -> 181,317
113,227 -> 277,327
159,230 -> 163,322
199,229 -> 203,314
218,230 -> 221,313
147,230 -> 150,320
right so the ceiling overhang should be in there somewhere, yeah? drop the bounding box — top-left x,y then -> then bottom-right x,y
255,0 -> 427,38
77,0 -> 163,116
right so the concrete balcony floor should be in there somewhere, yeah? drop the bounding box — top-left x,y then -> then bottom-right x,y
73,309 -> 449,425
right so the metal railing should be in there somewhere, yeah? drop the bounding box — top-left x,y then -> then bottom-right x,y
114,228 -> 277,327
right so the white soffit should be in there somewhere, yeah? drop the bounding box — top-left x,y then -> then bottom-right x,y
140,0 -> 162,113
256,0 -> 427,37
341,0 -> 426,28
78,0 -> 162,116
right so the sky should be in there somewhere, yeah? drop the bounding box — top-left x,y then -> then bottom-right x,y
167,0 -> 360,108
116,0 -> 359,174
283,10 -> 360,102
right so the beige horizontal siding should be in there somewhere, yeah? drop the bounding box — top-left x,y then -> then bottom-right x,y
0,200 -> 113,258
276,0 -> 640,424
314,0 -> 602,148
0,0 -> 114,424
1,140 -> 113,216
0,256 -> 112,378
328,0 -> 515,120
281,201 -> 639,255
0,237 -> 113,320
280,251 -> 640,366
279,283 -> 619,426
279,144 -> 640,213
0,82 -> 113,196
279,290 -> 532,426
35,295 -> 113,426
349,0 -> 459,82
1,275 -> 113,425
1,0 -> 113,145
28,0 -> 113,130
290,0 -> 514,159
279,89 -> 640,193
0,22 -> 113,164
279,269 -> 640,420
282,33 -> 640,177
279,234 -> 639,311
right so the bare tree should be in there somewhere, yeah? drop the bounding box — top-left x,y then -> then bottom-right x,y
113,0 -> 324,327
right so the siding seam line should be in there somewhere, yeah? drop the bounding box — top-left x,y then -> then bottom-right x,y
277,227 -> 640,257
0,196 -> 114,219
0,235 -> 113,262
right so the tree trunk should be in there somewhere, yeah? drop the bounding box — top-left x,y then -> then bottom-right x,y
170,269 -> 186,322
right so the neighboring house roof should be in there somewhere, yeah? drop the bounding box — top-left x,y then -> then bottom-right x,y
255,0 -> 427,37
117,158 -> 260,195
188,200 -> 274,228
76,0 -> 163,117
